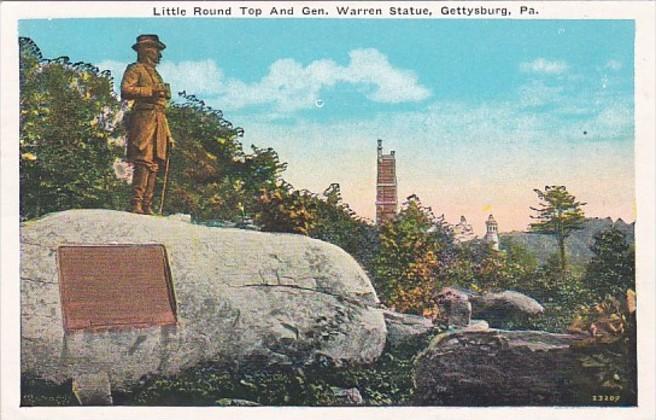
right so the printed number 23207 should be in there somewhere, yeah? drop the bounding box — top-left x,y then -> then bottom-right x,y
592,395 -> 620,402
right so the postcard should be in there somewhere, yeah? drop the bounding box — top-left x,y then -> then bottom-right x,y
1,1 -> 655,419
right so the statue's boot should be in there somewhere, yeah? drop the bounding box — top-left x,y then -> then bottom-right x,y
142,169 -> 158,215
129,164 -> 149,214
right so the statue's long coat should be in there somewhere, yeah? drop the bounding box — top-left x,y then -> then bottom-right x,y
120,62 -> 172,163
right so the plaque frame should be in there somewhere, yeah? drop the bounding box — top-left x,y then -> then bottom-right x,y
56,244 -> 178,332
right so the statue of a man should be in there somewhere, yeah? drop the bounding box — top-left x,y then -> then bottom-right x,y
121,34 -> 173,214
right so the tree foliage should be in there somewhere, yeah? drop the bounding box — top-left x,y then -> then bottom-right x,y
254,183 -> 379,273
439,238 -> 538,297
254,184 -> 317,235
373,195 -> 453,314
19,37 -> 128,219
18,37 -> 290,227
529,185 -> 586,275
584,227 -> 635,299
164,92 -> 289,223
310,184 -> 379,273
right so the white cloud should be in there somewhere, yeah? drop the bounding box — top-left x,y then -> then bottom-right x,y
520,58 -> 569,75
342,49 -> 430,103
587,103 -> 633,139
217,48 -> 430,111
158,60 -> 223,95
604,59 -> 623,71
517,81 -> 563,107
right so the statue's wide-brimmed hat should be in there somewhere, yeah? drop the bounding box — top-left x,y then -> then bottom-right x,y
132,34 -> 166,51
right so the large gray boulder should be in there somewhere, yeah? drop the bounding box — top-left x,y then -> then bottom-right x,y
470,290 -> 544,327
21,209 -> 386,396
414,329 -> 592,405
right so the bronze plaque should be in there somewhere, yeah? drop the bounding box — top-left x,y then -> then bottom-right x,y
57,244 -> 177,331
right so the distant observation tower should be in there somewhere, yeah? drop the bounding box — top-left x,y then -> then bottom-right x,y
484,214 -> 500,251
376,139 -> 398,224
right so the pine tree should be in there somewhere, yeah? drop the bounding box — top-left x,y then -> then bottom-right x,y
529,186 -> 586,282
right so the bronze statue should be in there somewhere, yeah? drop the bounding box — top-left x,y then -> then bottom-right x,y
121,34 -> 173,214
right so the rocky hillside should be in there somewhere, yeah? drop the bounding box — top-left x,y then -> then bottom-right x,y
501,217 -> 634,265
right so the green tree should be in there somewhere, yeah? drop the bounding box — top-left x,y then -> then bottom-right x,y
373,195 -> 453,314
529,185 -> 586,280
478,243 -> 535,292
584,227 -> 635,299
164,93 -> 287,223
438,241 -> 479,291
308,184 -> 379,273
19,37 -> 127,219
440,238 -> 538,293
254,183 -> 317,235
254,182 -> 380,275
501,237 -> 539,274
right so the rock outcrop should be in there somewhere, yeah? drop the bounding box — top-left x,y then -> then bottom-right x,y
21,209 -> 387,397
470,290 -> 544,327
435,287 -> 472,327
413,329 -> 591,405
382,310 -> 434,350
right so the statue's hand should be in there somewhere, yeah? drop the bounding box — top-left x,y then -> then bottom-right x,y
164,83 -> 172,99
152,84 -> 168,98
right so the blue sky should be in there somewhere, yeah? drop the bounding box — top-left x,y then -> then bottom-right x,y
19,18 -> 635,232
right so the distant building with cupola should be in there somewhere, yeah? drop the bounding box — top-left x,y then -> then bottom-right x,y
484,214 -> 500,251
453,215 -> 477,242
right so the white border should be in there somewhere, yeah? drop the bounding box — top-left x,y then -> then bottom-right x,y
2,2 -> 655,420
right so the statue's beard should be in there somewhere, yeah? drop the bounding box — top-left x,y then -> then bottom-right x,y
138,54 -> 159,67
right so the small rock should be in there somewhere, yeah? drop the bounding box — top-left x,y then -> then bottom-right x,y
383,309 -> 434,349
465,320 -> 489,332
215,398 -> 260,406
166,213 -> 192,223
330,386 -> 364,405
72,372 -> 112,405
435,287 -> 471,327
